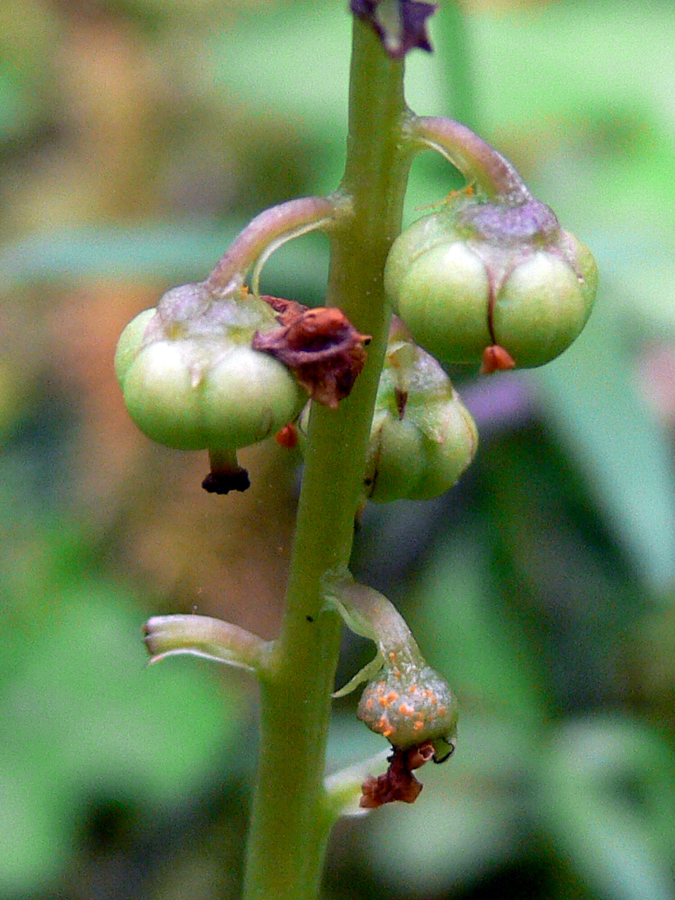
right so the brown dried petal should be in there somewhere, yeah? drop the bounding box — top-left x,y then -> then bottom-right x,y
259,294 -> 307,326
253,306 -> 370,409
359,743 -> 434,809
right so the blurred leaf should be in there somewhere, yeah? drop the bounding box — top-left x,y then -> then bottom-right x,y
0,0 -> 60,143
538,716 -> 675,900
0,581 -> 247,895
471,3 -> 675,137
363,715 -> 536,895
592,231 -> 675,343
408,530 -> 546,725
0,220 -> 329,300
529,276 -> 675,592
196,0 -> 444,197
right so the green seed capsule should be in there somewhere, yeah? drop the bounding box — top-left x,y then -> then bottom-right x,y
121,340 -> 304,451
385,193 -> 598,369
122,339 -> 207,450
390,240 -> 492,364
357,657 -> 458,754
115,287 -> 306,455
494,247 -> 594,367
363,332 -> 478,502
114,308 -> 156,386
365,417 -> 425,502
325,576 -> 458,764
202,347 -> 307,448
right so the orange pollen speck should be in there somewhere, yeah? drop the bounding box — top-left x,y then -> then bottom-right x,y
438,706 -> 447,715
383,727 -> 394,738
386,691 -> 399,703
388,651 -> 396,662
413,720 -> 425,731
398,703 -> 415,716
393,668 -> 401,679
365,698 -> 374,709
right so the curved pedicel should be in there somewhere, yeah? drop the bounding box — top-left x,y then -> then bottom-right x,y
143,614 -> 273,675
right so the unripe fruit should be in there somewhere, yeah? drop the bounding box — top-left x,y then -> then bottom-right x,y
325,577 -> 459,765
201,347 -> 305,448
387,240 -> 491,364
122,339 -> 206,450
385,193 -> 598,369
363,331 -> 478,502
114,308 -> 156,385
365,418 -> 426,502
115,287 -> 306,455
357,659 -> 458,757
494,245 -> 593,367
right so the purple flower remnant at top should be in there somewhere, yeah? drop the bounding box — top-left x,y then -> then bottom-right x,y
351,0 -> 438,58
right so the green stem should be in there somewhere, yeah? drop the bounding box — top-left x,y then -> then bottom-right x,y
205,195 -> 340,296
406,116 -> 530,201
438,0 -> 479,132
241,19 -> 412,900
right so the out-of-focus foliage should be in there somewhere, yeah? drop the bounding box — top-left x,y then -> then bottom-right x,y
2,0 -> 675,898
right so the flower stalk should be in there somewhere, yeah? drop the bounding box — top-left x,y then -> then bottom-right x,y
143,614 -> 272,673
406,115 -> 531,201
122,4 -> 597,896
205,195 -> 342,296
240,19 -> 414,900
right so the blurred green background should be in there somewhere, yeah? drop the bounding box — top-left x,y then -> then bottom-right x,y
2,0 -> 675,897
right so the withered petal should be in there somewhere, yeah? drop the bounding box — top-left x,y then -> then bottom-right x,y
253,303 -> 370,408
359,744 -> 433,808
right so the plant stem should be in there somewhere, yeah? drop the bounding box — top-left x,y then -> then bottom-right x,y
406,116 -> 530,201
438,1 -> 479,132
205,195 -> 340,296
241,19 -> 412,900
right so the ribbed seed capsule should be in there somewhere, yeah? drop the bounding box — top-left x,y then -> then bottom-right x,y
357,654 -> 458,760
325,575 -> 458,767
363,330 -> 478,501
115,284 -> 306,489
384,192 -> 598,369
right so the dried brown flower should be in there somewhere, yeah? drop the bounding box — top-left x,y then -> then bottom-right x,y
359,741 -> 435,809
254,296 -> 371,408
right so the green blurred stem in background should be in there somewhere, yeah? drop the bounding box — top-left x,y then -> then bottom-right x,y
438,0 -> 479,130
241,19 -> 413,900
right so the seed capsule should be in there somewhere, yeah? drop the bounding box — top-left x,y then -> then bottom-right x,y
385,192 -> 597,369
363,329 -> 478,502
357,656 -> 458,758
115,285 -> 306,462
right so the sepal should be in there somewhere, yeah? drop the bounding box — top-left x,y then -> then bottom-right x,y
351,0 -> 437,58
